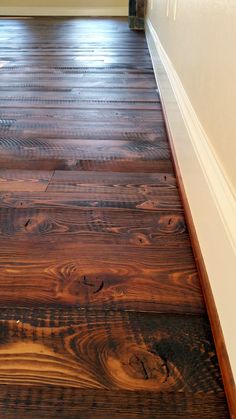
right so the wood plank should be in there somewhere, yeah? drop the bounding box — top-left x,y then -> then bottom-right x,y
0,116 -> 165,134
0,309 -> 225,392
0,139 -> 170,159
0,101 -> 160,111
0,108 -> 165,126
0,78 -> 157,89
0,90 -> 159,110
0,128 -> 167,142
0,207 -> 188,246
0,89 -> 158,102
0,157 -> 173,172
0,107 -> 162,117
0,188 -> 181,210
0,241 -> 201,312
0,387 -> 229,419
0,170 -> 52,192
0,58 -> 153,67
0,43 -> 149,51
0,205 -> 201,312
46,184 -> 175,195
50,170 -> 176,186
0,49 -> 153,56
0,68 -> 155,77
0,138 -> 173,171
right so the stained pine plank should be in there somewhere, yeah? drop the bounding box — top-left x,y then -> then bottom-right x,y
0,139 -> 170,160
0,189 -> 181,210
0,170 -> 52,192
0,76 -> 157,89
0,237 -> 201,311
0,273 -> 202,312
50,170 -> 176,186
0,308 -> 224,392
0,108 -> 165,135
0,115 -> 165,134
0,207 -> 188,245
0,108 -> 164,122
0,388 -> 229,419
0,89 -> 158,102
0,136 -> 173,171
0,157 -> 173,172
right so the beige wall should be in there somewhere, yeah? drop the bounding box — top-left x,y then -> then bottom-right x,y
147,0 -> 236,196
0,0 -> 127,9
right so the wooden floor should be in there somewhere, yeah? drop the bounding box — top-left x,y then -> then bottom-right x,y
0,17 -> 229,418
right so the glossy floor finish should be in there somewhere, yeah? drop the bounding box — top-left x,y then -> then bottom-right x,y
0,17 -> 229,418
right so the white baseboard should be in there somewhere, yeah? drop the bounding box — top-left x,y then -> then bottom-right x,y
0,7 -> 128,16
146,17 -> 236,383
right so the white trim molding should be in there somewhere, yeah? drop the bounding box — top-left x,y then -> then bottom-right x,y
0,7 -> 128,16
146,17 -> 236,383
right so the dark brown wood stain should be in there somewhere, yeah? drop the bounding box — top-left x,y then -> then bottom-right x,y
0,17 -> 229,417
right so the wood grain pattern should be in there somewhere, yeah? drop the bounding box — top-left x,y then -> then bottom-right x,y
0,119 -> 165,137
0,157 -> 173,172
0,189 -> 182,210
0,74 -> 157,89
0,308 -> 224,391
0,139 -> 171,161
0,89 -> 159,103
50,170 -> 176,184
0,170 -> 53,192
0,387 -> 229,419
0,16 -> 230,417
0,244 -> 201,312
0,114 -> 165,133
0,207 -> 186,244
0,108 -> 164,124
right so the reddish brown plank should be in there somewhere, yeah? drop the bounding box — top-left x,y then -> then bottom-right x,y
0,188 -> 181,210
0,89 -> 158,101
0,207 -> 191,246
0,139 -> 170,160
0,157 -> 173,172
0,309 -> 225,393
0,170 -> 52,192
0,108 -> 163,124
0,387 -> 229,419
50,170 -> 176,186
0,240 -> 201,312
